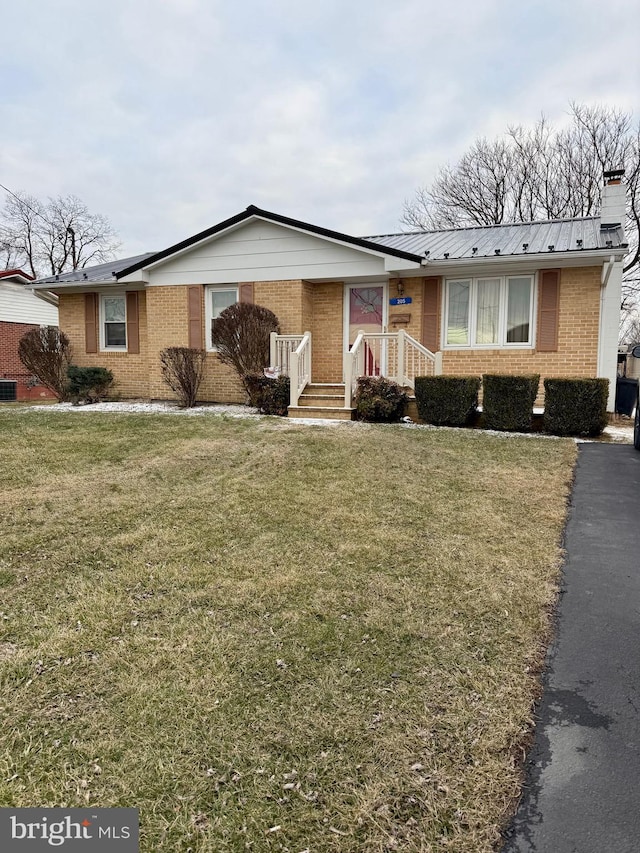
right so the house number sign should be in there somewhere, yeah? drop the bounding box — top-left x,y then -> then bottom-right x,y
389,297 -> 412,306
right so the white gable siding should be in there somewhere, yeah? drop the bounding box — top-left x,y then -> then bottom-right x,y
0,282 -> 58,325
147,219 -> 388,285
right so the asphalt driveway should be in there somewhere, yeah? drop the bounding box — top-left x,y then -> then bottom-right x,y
502,443 -> 640,853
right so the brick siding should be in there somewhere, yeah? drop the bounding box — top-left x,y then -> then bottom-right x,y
0,320 -> 57,401
55,265 -> 603,406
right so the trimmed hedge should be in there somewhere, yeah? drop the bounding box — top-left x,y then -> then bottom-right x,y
354,376 -> 408,422
414,375 -> 480,426
543,378 -> 609,436
67,366 -> 114,404
482,374 -> 540,432
244,373 -> 290,416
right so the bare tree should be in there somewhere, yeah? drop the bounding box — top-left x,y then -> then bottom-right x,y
1,191 -> 120,278
402,103 -> 640,308
211,302 -> 280,391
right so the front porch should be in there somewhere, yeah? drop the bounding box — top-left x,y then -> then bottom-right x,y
270,329 -> 442,420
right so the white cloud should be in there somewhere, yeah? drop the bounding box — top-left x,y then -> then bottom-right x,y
0,0 -> 638,257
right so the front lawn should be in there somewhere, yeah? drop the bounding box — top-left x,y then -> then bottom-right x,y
0,411 -> 575,851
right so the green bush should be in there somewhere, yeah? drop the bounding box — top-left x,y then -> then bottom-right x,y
543,378 -> 609,436
354,376 -> 408,423
482,374 -> 540,432
243,373 -> 290,416
67,366 -> 114,404
414,375 -> 480,426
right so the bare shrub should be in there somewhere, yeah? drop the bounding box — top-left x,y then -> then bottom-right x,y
18,325 -> 72,400
211,303 -> 280,391
160,347 -> 206,408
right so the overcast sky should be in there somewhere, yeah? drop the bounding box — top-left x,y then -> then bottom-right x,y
1,0 -> 638,258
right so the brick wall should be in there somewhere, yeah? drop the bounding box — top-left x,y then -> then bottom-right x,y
59,292 -> 151,398
0,320 -> 56,401
55,265 -> 604,406
311,282 -> 344,382
440,266 -> 602,405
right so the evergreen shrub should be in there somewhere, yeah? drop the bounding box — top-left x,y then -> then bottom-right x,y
543,378 -> 609,436
414,375 -> 480,426
482,374 -> 540,431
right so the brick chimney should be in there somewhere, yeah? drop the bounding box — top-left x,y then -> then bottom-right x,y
601,169 -> 626,239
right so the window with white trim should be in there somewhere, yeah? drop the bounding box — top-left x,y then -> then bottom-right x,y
444,275 -> 534,347
100,293 -> 127,350
205,285 -> 239,349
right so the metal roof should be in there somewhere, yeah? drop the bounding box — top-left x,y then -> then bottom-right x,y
35,253 -> 156,285
31,213 -> 627,288
364,217 -> 626,261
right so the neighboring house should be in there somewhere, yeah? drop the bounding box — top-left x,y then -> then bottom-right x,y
0,270 -> 59,401
31,172 -> 627,416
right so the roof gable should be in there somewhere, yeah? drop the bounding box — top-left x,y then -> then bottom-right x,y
134,215 -> 422,286
117,205 -> 422,280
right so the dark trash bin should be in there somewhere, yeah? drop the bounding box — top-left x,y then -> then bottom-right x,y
615,377 -> 639,416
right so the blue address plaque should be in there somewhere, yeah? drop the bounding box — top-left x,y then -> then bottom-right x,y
389,296 -> 412,306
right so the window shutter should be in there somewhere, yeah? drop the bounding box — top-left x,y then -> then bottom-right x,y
239,283 -> 254,303
422,277 -> 440,352
126,292 -> 140,354
187,286 -> 203,349
537,270 -> 560,352
84,293 -> 98,353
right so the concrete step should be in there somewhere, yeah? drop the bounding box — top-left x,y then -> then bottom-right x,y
287,405 -> 354,421
303,383 -> 346,396
296,394 -> 345,407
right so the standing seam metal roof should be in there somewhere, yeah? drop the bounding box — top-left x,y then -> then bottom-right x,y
364,217 -> 625,260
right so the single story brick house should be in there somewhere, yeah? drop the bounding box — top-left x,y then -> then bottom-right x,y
0,269 -> 59,401
31,172 -> 627,417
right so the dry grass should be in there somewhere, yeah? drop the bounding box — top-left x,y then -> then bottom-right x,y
0,410 -> 576,851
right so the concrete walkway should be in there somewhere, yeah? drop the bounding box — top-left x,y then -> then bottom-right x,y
502,444 -> 640,853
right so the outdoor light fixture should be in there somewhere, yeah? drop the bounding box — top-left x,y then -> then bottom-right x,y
397,280 -> 405,296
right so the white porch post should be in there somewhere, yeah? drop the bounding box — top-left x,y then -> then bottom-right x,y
290,351 -> 300,407
397,328 -> 405,385
434,351 -> 443,376
344,350 -> 353,408
269,331 -> 277,368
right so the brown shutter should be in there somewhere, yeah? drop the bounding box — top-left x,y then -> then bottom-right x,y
239,282 -> 254,303
84,293 -> 98,353
537,270 -> 560,352
126,292 -> 140,354
187,285 -> 203,349
422,277 -> 440,352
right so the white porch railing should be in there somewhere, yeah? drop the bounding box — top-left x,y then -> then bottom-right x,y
270,331 -> 312,407
344,329 -> 442,407
269,332 -> 305,377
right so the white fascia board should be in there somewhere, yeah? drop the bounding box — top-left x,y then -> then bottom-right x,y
33,289 -> 58,306
139,215 -> 418,273
114,270 -> 149,284
401,248 -> 627,279
30,280 -> 145,293
384,257 -> 421,272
